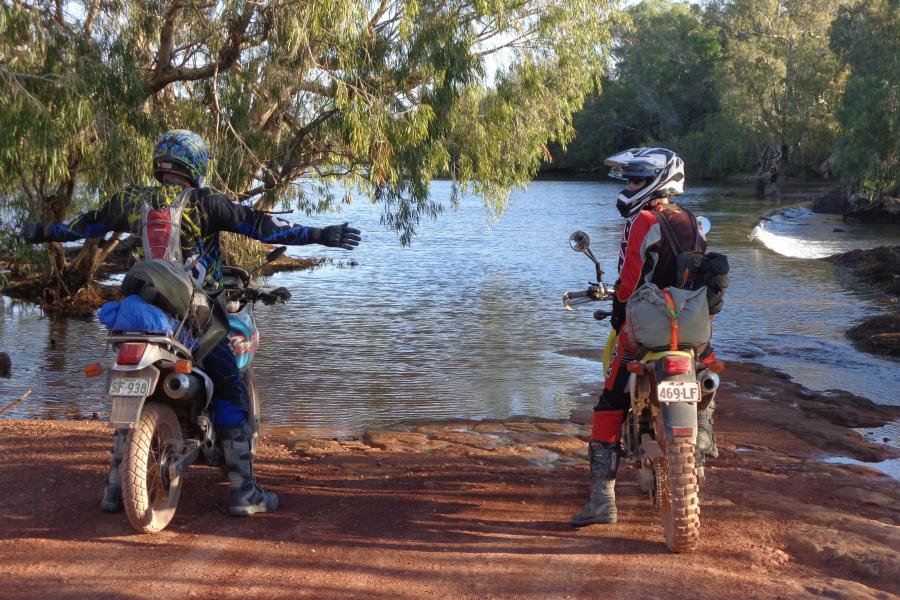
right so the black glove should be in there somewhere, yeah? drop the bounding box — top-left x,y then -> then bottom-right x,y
312,222 -> 361,250
610,297 -> 626,333
22,222 -> 47,244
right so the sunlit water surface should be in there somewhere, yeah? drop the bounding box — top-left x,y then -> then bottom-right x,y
2,182 -> 899,444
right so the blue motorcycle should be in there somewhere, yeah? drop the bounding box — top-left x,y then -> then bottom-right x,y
103,247 -> 289,533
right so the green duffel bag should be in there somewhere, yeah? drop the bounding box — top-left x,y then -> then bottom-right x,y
624,283 -> 711,351
121,259 -> 227,361
122,259 -> 195,321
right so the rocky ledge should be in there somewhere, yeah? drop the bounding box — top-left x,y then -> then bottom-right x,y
825,246 -> 900,358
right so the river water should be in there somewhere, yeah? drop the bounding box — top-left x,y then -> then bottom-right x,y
2,181 -> 899,443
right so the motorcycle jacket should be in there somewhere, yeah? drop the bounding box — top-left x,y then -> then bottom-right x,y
615,202 -> 706,304
43,184 -> 319,289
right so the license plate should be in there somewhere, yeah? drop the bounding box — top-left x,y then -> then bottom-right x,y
657,380 -> 701,403
109,377 -> 152,397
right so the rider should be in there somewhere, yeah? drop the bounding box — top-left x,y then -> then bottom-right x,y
23,129 -> 361,517
572,147 -> 715,527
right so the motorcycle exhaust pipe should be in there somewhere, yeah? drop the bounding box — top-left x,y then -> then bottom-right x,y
163,372 -> 201,400
699,371 -> 720,393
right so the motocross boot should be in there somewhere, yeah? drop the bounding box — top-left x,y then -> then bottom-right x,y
100,430 -> 125,512
572,441 -> 619,527
221,424 -> 278,516
697,401 -> 719,461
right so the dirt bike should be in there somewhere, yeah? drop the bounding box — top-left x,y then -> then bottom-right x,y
99,247 -> 290,533
563,231 -> 724,553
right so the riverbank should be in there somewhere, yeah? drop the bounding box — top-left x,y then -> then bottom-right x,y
0,252 -> 333,315
1,361 -> 897,600
825,246 -> 900,358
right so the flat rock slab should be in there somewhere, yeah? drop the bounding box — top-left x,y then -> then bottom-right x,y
361,429 -> 429,450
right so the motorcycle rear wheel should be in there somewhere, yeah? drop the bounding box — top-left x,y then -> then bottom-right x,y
120,402 -> 184,534
659,440 -> 700,553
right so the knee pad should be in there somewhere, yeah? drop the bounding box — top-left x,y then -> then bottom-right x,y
591,410 -> 625,444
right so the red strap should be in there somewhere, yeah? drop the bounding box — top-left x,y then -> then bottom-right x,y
662,290 -> 679,351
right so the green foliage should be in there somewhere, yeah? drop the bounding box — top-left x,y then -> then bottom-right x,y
0,0 -> 618,254
712,0 -> 848,175
830,0 -> 899,198
548,0 -> 727,176
553,0 -> 861,182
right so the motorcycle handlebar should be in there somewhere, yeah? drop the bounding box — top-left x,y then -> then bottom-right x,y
562,283 -> 615,310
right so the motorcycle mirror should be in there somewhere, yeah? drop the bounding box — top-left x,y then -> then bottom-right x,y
697,216 -> 711,237
266,246 -> 287,263
569,231 -> 591,253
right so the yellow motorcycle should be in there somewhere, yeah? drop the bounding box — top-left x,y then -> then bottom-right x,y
564,231 -> 723,553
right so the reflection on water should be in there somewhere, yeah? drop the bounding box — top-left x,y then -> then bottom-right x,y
1,181 -> 899,435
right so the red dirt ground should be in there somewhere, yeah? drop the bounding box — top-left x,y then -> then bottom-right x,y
0,362 -> 898,600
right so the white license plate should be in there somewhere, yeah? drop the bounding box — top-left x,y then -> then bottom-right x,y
109,377 -> 152,397
657,380 -> 701,403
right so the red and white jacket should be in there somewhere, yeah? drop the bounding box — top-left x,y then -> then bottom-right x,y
615,203 -> 706,303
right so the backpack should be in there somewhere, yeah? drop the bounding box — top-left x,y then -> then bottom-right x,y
653,208 -> 729,315
140,189 -> 191,263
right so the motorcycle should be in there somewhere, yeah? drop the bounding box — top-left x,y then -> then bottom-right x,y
563,231 -> 724,553
97,246 -> 290,533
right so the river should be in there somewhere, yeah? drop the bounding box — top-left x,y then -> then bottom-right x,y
1,180 -> 898,442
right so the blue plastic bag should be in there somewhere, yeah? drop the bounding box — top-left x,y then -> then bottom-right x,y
99,295 -> 178,335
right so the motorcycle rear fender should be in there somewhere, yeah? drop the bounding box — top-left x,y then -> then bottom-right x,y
659,401 -> 698,445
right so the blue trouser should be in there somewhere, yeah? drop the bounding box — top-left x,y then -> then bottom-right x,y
203,337 -> 249,429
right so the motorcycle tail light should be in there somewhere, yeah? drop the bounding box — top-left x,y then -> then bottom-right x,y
116,343 -> 147,365
663,356 -> 691,374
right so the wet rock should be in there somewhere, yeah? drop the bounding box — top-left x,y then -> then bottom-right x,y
534,437 -> 588,458
472,422 -> 507,434
362,430 -> 429,451
503,422 -> 538,433
825,246 -> 900,297
0,352 -> 10,378
429,431 -> 504,451
534,421 -> 577,434
412,420 -> 480,434
289,439 -> 344,456
845,314 -> 900,358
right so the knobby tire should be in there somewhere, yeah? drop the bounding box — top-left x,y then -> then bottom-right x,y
120,402 -> 183,534
659,440 -> 700,553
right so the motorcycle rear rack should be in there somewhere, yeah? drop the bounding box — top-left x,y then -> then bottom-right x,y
107,334 -> 193,358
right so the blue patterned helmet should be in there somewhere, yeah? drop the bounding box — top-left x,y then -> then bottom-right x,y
152,129 -> 209,187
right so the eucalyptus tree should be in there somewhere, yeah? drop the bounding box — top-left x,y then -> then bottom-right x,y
712,0 -> 849,175
0,0 -> 617,301
830,0 -> 899,201
548,1 -> 728,176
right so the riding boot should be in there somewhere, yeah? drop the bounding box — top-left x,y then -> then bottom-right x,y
572,441 -> 620,527
100,430 -> 125,512
697,400 -> 719,460
220,423 -> 278,516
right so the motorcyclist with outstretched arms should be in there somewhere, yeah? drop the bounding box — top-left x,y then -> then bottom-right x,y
572,147 -> 717,527
23,130 -> 361,517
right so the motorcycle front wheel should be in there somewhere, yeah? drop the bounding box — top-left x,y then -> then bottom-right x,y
244,367 -> 260,456
120,402 -> 184,534
658,440 -> 700,553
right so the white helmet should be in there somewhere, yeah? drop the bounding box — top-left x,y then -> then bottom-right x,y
603,147 -> 685,218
